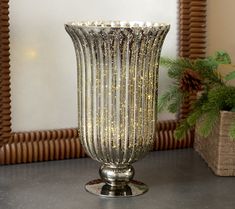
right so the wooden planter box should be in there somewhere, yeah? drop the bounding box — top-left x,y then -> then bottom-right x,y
194,111 -> 235,176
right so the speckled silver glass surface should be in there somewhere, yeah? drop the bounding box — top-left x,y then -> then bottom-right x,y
65,21 -> 170,197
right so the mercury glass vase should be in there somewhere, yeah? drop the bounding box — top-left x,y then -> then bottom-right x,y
65,21 -> 170,197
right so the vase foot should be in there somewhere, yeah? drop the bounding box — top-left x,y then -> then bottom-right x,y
85,179 -> 148,197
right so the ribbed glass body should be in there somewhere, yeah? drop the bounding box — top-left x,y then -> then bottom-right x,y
65,21 -> 170,165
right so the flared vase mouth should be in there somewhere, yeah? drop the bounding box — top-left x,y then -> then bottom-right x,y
65,20 -> 170,29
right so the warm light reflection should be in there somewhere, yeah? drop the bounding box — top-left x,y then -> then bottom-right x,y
24,48 -> 38,59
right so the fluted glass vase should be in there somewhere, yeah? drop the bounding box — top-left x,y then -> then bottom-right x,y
65,21 -> 170,197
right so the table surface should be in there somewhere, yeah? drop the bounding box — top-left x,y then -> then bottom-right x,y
0,149 -> 235,209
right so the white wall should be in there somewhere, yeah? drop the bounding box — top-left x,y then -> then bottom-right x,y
10,0 -> 177,132
206,0 -> 235,62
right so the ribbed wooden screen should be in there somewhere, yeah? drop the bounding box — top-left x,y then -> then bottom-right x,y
179,0 -> 206,59
0,0 -> 207,164
178,0 -> 206,120
0,0 -> 11,149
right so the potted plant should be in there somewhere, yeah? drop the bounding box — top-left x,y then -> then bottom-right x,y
158,51 -> 235,176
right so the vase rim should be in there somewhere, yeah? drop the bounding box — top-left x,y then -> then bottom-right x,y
65,21 -> 170,29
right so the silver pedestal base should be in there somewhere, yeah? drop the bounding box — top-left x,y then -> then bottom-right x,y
85,179 -> 148,197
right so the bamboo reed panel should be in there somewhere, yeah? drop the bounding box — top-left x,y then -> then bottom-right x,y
0,121 -> 195,164
0,0 -> 206,164
0,0 -> 12,148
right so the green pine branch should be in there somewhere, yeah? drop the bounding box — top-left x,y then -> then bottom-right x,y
160,57 -> 193,79
197,110 -> 220,137
174,119 -> 190,140
213,51 -> 231,64
157,85 -> 181,113
159,51 -> 235,140
229,121 -> 235,140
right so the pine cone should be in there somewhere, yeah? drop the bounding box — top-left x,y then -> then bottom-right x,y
180,68 -> 203,92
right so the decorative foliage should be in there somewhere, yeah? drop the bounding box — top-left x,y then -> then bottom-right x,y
214,51 -> 231,64
159,51 -> 235,140
158,85 -> 183,113
180,69 -> 203,92
229,121 -> 235,139
224,71 -> 235,82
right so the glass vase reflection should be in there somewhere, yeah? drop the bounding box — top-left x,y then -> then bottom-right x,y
65,21 -> 170,197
